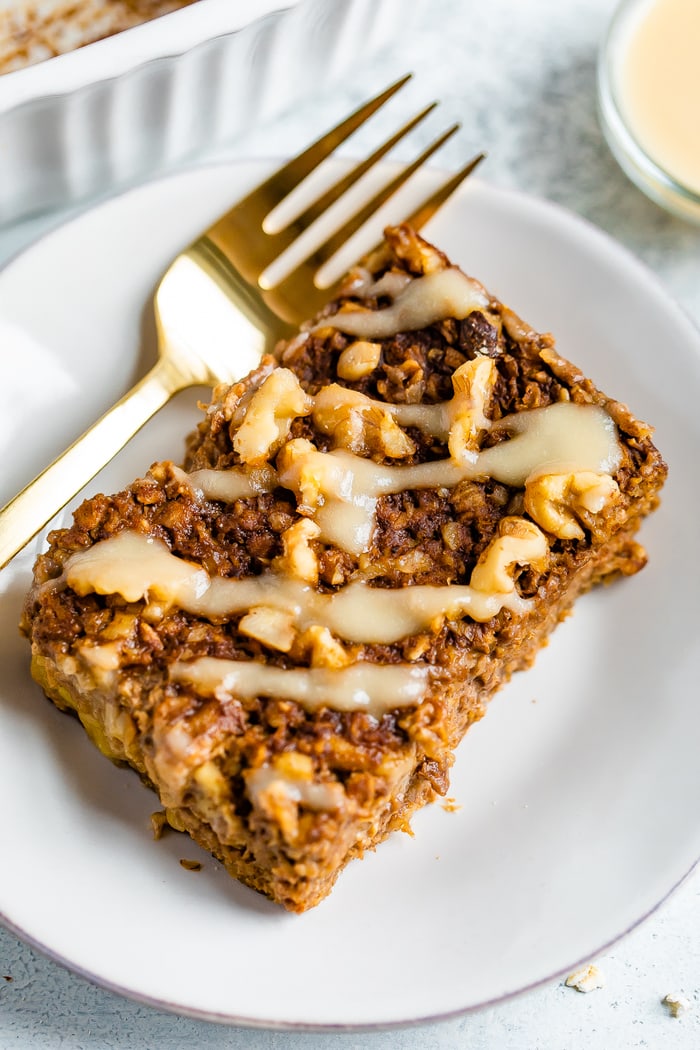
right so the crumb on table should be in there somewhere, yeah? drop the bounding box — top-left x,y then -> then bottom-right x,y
565,964 -> 605,993
662,993 -> 691,1018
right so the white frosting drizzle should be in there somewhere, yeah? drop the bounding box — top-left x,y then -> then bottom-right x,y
184,466 -> 277,502
62,532 -> 531,642
312,383 -> 452,442
320,268 -> 489,338
170,657 -> 431,717
279,403 -> 621,555
478,403 -> 621,485
388,400 -> 451,439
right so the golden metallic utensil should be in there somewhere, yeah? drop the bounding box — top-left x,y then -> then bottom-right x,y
0,74 -> 484,570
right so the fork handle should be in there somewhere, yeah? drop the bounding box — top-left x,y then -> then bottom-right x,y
0,358 -> 184,570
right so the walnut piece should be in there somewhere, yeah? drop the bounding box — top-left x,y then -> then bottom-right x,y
300,625 -> 351,668
313,384 -> 415,458
336,339 -> 382,380
233,367 -> 313,464
193,759 -> 229,801
525,471 -> 620,540
238,606 -> 297,652
276,438 -> 323,513
246,760 -> 346,843
448,357 -> 497,463
470,516 -> 548,595
273,519 -> 322,585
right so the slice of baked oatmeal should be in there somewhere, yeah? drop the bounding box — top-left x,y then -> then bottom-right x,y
21,225 -> 666,912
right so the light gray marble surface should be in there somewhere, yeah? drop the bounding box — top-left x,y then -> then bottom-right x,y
1,1 -> 699,1046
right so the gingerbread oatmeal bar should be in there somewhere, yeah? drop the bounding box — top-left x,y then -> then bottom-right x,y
20,225 -> 667,912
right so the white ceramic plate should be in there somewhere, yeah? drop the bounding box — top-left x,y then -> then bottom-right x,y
1,161 -> 699,1029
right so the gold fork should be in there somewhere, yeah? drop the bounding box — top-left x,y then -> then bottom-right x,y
0,75 -> 483,570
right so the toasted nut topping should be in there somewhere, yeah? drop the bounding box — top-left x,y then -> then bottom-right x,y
233,368 -> 313,464
238,606 -> 297,652
336,339 -> 382,380
193,760 -> 229,801
277,438 -> 323,513
78,641 -> 122,671
525,471 -> 620,540
387,224 -> 448,274
246,763 -> 346,842
313,384 -> 415,459
275,752 -> 315,780
210,357 -> 276,426
274,519 -> 322,585
358,546 -> 432,580
440,521 -> 463,551
470,516 -> 548,595
448,357 -> 497,463
301,625 -> 351,669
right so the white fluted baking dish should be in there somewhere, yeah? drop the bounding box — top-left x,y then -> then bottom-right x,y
0,0 -> 412,224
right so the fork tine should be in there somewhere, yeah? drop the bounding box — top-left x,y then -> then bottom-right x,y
347,151 -> 487,275
263,102 -> 439,256
234,74 -> 412,220
262,149 -> 485,322
206,74 -> 414,287
403,151 -> 487,231
266,123 -> 461,291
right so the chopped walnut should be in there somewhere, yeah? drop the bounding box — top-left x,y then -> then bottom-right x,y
386,223 -> 449,275
313,384 -> 415,458
78,641 -> 122,672
525,471 -> 620,540
300,625 -> 351,669
193,759 -> 229,801
440,521 -> 463,551
448,357 -> 497,463
246,760 -> 345,843
208,357 -> 276,426
233,368 -> 313,464
238,606 -> 297,652
273,519 -> 322,585
336,339 -> 382,380
275,752 -> 314,780
470,516 -> 548,595
277,438 -> 323,513
358,546 -> 433,579
98,610 -> 139,642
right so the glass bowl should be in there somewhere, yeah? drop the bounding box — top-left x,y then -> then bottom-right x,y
597,0 -> 700,224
